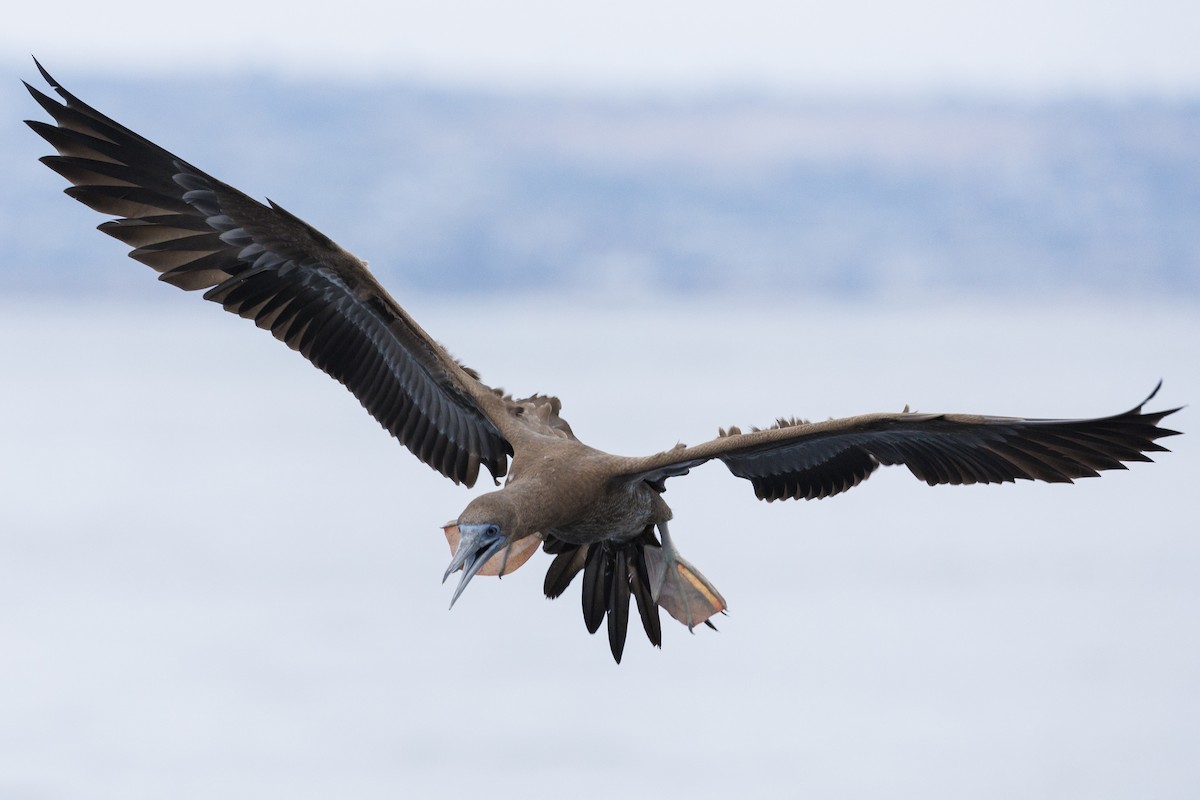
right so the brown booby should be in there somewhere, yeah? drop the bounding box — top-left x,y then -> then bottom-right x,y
25,62 -> 1181,662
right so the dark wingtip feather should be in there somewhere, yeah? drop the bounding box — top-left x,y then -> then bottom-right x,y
1140,379 -> 1163,408
33,56 -> 57,90
31,58 -> 85,110
1130,381 -> 1182,433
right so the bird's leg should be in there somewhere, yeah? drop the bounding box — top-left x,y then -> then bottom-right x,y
646,521 -> 726,631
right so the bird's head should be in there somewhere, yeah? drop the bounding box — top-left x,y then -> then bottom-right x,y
441,491 -> 539,607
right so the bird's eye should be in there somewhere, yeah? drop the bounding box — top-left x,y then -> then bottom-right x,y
486,524 -> 501,538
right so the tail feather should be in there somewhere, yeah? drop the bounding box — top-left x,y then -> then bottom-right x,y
542,528 -> 665,662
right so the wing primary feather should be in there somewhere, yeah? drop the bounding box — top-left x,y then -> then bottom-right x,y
28,65 -> 514,488
652,387 -> 1179,504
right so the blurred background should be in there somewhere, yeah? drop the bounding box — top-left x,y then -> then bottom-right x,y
2,2 -> 1197,798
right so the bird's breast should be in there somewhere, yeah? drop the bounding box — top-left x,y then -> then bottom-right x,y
545,483 -> 666,546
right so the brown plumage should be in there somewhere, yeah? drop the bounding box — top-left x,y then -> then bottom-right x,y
25,62 -> 1182,663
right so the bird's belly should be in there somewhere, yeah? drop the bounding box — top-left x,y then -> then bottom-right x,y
546,488 -> 660,545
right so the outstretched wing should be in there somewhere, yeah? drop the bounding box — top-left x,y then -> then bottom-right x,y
616,384 -> 1180,501
26,61 -> 512,486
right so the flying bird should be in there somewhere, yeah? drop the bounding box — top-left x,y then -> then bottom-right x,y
25,62 -> 1181,662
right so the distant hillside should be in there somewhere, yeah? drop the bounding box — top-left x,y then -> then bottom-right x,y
5,71 -> 1198,300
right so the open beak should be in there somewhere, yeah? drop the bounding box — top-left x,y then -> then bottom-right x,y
442,523 -> 508,608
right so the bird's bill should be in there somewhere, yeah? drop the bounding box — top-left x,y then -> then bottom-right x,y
441,523 -> 540,578
441,523 -> 539,607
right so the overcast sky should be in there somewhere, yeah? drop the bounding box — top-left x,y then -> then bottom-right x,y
5,0 -> 1199,96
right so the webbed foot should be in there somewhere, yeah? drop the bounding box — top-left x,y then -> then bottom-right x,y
645,521 -> 727,630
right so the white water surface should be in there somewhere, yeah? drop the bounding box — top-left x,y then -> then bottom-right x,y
1,296 -> 1196,798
